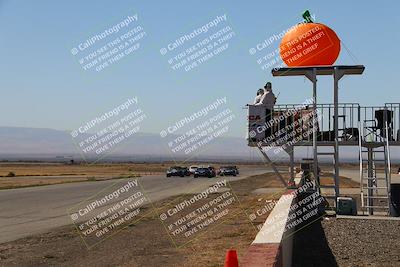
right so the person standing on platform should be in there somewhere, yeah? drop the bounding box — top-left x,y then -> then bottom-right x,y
253,88 -> 265,105
254,82 -> 276,137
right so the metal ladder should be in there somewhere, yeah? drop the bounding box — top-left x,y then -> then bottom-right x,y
359,121 -> 391,215
316,147 -> 339,208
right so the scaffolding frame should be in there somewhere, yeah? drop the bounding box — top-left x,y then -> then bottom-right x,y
269,65 -> 365,207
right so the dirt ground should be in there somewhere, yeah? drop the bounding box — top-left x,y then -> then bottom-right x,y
292,217 -> 400,267
0,175 -> 142,190
319,172 -> 359,188
0,172 -> 286,267
0,163 -> 167,177
322,218 -> 400,267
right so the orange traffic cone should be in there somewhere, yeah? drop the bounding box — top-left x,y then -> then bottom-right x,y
224,249 -> 239,267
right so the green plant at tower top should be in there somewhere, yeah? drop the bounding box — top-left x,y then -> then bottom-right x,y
302,10 -> 313,23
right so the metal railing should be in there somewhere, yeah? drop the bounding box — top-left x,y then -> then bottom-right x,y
247,102 -> 400,146
385,103 -> 400,142
361,104 -> 399,142
272,103 -> 361,143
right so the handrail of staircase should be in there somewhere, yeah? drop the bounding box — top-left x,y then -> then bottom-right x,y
358,120 -> 364,208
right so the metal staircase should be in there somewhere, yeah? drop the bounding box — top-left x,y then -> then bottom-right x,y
359,121 -> 391,215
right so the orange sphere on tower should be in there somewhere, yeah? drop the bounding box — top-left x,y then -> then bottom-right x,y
279,18 -> 341,67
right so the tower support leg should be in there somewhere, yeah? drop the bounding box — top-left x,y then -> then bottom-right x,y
283,146 -> 295,184
257,146 -> 287,187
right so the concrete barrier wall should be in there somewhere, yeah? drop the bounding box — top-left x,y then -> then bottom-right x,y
242,191 -> 295,267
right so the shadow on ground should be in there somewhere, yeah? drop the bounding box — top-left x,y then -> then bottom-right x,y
292,219 -> 338,267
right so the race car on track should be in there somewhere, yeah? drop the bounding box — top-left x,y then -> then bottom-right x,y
166,166 -> 186,177
194,167 -> 216,178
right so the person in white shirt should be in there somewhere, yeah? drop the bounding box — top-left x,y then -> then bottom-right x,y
253,88 -> 265,105
255,82 -> 276,109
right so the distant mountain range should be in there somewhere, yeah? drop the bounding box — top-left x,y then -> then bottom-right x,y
0,126 -> 256,162
0,127 -> 397,163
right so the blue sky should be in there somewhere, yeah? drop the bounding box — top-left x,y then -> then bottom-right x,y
0,0 -> 399,137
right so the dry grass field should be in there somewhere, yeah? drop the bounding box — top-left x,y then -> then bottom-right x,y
0,163 -> 166,177
0,163 -> 162,189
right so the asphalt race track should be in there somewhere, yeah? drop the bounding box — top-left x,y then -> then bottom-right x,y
0,166 -> 270,244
